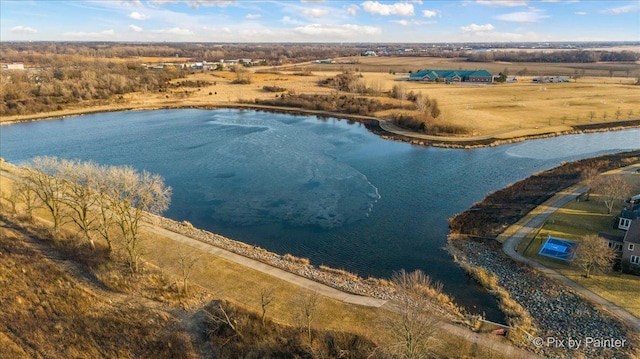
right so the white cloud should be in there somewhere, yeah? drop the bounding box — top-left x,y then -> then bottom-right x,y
10,26 -> 37,34
302,8 -> 329,17
129,24 -> 143,32
476,0 -> 527,7
293,23 -> 382,37
601,4 -> 639,15
63,29 -> 115,38
152,27 -> 194,35
129,11 -> 150,20
391,19 -> 436,26
281,16 -> 305,25
361,1 -> 414,16
185,0 -> 235,9
245,13 -> 261,19
422,9 -> 437,18
460,23 -> 495,32
347,4 -> 359,15
495,9 -> 549,23
575,11 -> 587,16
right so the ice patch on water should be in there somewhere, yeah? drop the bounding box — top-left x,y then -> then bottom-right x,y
505,130 -> 640,160
202,114 -> 380,228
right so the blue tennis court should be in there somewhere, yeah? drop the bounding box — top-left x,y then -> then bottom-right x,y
538,236 -> 577,262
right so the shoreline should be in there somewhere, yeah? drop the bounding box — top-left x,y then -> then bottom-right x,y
2,103 -> 639,149
446,151 -> 640,358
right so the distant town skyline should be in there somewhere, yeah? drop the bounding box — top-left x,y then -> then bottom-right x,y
1,0 -> 639,43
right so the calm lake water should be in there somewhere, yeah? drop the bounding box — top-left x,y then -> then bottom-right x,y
2,109 -> 638,321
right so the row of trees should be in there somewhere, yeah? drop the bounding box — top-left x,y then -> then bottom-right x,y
467,50 -> 639,63
6,158 -> 448,357
9,157 -> 171,272
1,62 -> 184,116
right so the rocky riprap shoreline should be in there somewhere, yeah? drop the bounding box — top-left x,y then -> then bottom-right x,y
151,215 -> 464,322
454,239 -> 638,359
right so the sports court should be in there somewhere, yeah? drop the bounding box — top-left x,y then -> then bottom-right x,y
538,236 -> 578,262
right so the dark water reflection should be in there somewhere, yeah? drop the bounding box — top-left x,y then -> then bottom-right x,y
1,109 -> 638,322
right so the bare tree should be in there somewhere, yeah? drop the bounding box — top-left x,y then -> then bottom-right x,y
574,234 -> 618,278
615,108 -> 622,120
231,65 -> 252,84
25,156 -> 68,235
59,159 -> 101,248
92,166 -> 117,252
177,246 -> 199,296
259,286 -> 275,326
11,180 -> 39,219
580,167 -> 601,201
296,291 -> 319,345
107,165 -> 171,273
383,269 -> 441,359
203,301 -> 243,340
594,175 -> 631,214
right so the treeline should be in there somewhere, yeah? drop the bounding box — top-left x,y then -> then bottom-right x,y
1,61 -> 184,116
467,50 -> 639,63
318,71 -> 386,95
255,93 -> 395,115
5,157 -> 171,273
1,42 -> 364,66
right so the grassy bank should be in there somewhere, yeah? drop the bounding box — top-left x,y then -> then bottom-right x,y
448,150 -> 640,238
0,162 -> 524,358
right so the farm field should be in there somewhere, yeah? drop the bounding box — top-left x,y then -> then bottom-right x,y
2,53 -> 639,144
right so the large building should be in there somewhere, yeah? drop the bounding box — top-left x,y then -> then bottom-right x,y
408,69 -> 493,83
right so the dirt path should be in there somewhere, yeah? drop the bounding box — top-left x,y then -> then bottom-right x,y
500,164 -> 640,332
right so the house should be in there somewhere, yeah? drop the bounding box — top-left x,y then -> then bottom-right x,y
408,69 -> 493,84
621,220 -> 640,273
2,63 -> 24,70
532,76 -> 570,83
601,220 -> 640,274
615,197 -> 640,230
361,50 -> 377,57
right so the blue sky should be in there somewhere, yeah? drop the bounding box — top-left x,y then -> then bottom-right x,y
1,0 -> 639,42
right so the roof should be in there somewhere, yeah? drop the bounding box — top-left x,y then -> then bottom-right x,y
599,232 -> 625,243
408,69 -> 493,80
619,208 -> 640,220
624,220 -> 640,244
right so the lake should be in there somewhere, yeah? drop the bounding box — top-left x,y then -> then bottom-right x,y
1,109 -> 638,321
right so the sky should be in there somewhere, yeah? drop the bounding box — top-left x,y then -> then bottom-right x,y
1,0 -> 639,43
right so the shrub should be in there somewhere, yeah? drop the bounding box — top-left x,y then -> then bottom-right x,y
262,85 -> 287,92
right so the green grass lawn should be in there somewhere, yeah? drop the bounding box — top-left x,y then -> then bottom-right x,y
520,172 -> 640,318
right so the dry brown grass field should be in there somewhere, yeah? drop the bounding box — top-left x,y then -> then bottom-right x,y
2,55 -> 639,144
0,169 -> 519,358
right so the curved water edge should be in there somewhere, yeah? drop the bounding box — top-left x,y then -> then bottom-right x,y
1,108 -> 639,323
2,103 -> 639,149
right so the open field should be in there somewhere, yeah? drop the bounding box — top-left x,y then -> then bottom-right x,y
3,58 -> 639,145
517,170 -> 640,318
284,55 -> 640,78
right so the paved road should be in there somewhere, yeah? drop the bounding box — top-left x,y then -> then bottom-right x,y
500,164 -> 640,332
